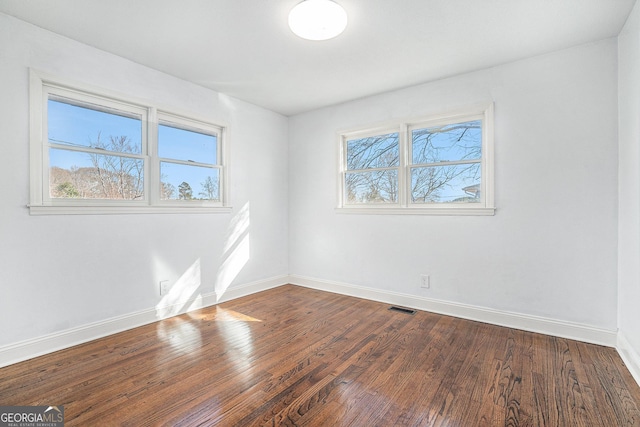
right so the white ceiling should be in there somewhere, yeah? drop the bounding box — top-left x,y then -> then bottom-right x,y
0,0 -> 635,116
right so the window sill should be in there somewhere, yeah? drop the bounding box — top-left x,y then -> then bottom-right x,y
28,204 -> 233,215
336,206 -> 496,216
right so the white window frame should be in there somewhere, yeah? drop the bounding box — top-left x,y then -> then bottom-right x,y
155,112 -> 225,206
337,104 -> 495,215
29,70 -> 230,215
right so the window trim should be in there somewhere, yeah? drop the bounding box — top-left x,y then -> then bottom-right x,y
337,104 -> 495,216
29,70 -> 231,215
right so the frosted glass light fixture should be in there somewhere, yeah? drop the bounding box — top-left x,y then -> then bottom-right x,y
288,0 -> 348,41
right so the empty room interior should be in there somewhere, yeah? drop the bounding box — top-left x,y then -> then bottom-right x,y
2,0 -> 640,425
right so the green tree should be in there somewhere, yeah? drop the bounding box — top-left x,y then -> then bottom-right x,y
55,182 -> 80,198
178,182 -> 193,200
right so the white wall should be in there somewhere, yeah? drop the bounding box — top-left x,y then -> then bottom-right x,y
289,39 -> 619,331
618,0 -> 640,382
0,13 -> 289,348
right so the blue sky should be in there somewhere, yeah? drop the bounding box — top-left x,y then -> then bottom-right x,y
48,99 -> 142,154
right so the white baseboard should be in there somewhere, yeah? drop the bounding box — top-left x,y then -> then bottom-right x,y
617,332 -> 640,387
216,275 -> 286,303
2,273 -> 629,384
0,275 -> 288,368
288,275 -> 618,347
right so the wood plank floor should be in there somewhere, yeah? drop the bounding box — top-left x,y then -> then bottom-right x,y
1,285 -> 639,426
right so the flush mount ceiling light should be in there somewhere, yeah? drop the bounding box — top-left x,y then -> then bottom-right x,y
288,0 -> 348,41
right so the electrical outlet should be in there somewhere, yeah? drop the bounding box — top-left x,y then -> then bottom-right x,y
420,274 -> 430,289
159,280 -> 170,295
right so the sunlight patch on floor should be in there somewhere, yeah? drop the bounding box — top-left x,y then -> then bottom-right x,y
157,316 -> 203,356
212,307 -> 262,322
216,306 -> 255,379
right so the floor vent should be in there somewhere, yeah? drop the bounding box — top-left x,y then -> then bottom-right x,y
388,306 -> 417,315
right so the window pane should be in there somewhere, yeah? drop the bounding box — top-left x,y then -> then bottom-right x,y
48,98 -> 142,154
411,163 -> 481,203
160,162 -> 219,201
345,170 -> 398,204
158,124 -> 217,164
49,148 -> 144,200
412,120 -> 481,165
346,132 -> 399,170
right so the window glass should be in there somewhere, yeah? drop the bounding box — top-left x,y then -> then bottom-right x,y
411,163 -> 480,203
346,132 -> 399,170
49,148 -> 144,200
412,120 -> 481,165
48,98 -> 142,154
160,162 -> 219,201
47,97 -> 144,201
345,170 -> 398,204
410,119 -> 482,204
158,124 -> 217,164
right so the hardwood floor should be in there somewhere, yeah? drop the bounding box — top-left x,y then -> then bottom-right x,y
1,285 -> 639,426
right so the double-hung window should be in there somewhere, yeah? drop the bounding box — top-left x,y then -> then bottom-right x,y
344,130 -> 400,204
29,71 -> 228,214
338,104 -> 494,215
157,115 -> 222,203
